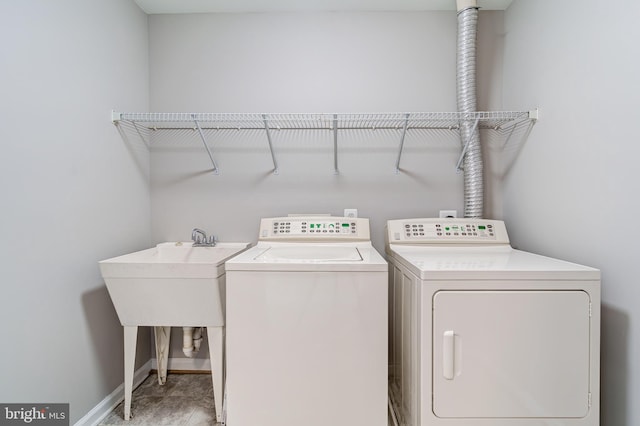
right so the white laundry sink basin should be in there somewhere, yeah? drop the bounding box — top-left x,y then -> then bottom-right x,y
99,242 -> 250,326
100,241 -> 250,423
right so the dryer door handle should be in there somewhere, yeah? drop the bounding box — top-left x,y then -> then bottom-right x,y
443,330 -> 455,380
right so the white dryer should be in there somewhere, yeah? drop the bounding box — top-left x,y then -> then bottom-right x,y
225,216 -> 388,426
385,218 -> 600,426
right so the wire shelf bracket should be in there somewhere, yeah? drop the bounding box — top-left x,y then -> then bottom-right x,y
394,113 -> 411,174
262,114 -> 279,174
333,114 -> 339,175
455,117 -> 480,173
192,114 -> 219,175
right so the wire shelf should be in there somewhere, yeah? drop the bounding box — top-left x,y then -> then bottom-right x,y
112,110 -> 537,174
113,111 -> 535,131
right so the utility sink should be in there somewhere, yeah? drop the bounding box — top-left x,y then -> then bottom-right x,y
100,242 -> 250,325
99,241 -> 250,422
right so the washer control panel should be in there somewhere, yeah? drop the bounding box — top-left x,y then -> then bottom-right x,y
386,218 -> 509,244
259,216 -> 371,241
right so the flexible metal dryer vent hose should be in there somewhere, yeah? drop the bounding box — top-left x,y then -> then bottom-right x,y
456,0 -> 483,218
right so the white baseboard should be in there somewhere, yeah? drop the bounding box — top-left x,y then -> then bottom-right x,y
74,360 -> 152,426
151,357 -> 212,371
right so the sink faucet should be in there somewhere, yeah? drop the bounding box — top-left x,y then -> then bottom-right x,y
192,228 -> 216,247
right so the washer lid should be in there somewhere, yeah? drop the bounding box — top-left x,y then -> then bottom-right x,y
226,244 -> 387,272
254,246 -> 363,262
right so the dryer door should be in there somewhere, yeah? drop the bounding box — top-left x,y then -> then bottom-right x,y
432,290 -> 591,419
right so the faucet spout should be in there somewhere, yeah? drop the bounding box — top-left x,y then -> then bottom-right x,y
192,228 -> 207,245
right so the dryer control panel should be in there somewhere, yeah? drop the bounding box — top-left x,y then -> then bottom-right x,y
259,216 -> 371,241
386,218 -> 510,245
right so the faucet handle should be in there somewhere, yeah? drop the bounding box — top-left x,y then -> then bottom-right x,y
207,235 -> 217,245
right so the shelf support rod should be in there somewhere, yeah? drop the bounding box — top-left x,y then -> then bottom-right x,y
192,114 -> 219,175
262,114 -> 279,174
500,118 -> 520,149
456,117 -> 480,172
131,121 -> 150,148
333,114 -> 339,174
394,113 -> 411,174
499,114 -> 537,148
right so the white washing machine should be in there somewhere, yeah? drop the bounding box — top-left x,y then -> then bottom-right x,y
385,218 -> 600,426
225,216 -> 388,426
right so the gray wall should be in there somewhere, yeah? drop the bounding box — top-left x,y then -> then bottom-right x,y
4,3 -> 634,424
502,1 -> 640,425
147,10 -> 505,358
148,11 -> 505,247
0,1 -> 150,423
